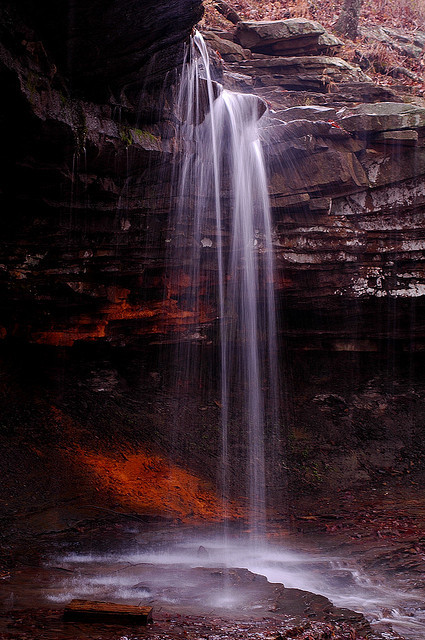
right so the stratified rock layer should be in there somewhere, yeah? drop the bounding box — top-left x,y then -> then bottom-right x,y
235,18 -> 343,56
337,102 -> 425,133
1,6 -> 425,351
2,5 -> 425,517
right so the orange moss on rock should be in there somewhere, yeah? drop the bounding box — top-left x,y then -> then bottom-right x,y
76,447 -> 245,522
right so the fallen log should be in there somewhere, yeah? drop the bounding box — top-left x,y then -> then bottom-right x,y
63,599 -> 153,625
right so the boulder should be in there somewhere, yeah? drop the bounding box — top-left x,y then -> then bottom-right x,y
212,0 -> 241,25
203,32 -> 250,62
317,31 -> 345,54
383,26 -> 425,58
235,19 -> 343,56
337,102 -> 425,134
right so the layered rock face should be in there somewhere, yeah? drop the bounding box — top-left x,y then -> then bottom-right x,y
211,19 -> 425,353
0,0 -> 204,346
1,7 -> 425,500
203,20 -> 425,495
265,100 -> 425,348
2,7 -> 425,349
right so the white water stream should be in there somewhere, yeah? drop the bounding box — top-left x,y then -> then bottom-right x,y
168,31 -> 279,535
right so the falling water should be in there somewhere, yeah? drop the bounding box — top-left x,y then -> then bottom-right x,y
168,32 -> 279,536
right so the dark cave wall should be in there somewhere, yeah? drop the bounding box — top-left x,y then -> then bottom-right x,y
0,0 -> 204,346
1,339 -> 424,516
8,0 -> 204,100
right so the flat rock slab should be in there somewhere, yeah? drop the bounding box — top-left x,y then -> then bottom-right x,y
63,599 -> 153,625
337,102 -> 425,133
234,55 -> 369,91
271,105 -> 337,122
235,19 -> 342,56
374,129 -> 419,144
241,55 -> 356,71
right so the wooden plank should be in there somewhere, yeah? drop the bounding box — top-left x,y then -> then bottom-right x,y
63,599 -> 153,625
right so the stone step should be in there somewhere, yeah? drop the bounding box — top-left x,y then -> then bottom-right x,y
234,18 -> 343,57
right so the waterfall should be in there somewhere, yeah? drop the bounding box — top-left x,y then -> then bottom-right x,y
168,31 -> 280,536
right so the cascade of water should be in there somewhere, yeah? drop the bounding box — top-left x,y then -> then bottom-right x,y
168,31 -> 279,536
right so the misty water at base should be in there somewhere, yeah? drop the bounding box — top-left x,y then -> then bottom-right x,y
44,530 -> 425,639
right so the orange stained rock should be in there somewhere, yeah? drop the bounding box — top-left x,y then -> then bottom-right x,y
28,298 -> 217,346
170,272 -> 193,292
165,271 -> 215,297
76,447 -> 245,522
30,324 -> 108,347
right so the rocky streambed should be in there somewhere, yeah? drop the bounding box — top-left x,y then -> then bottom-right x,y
1,511 -> 424,640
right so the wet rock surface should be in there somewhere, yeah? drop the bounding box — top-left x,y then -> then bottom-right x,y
0,341 -> 423,639
0,609 -> 377,640
0,516 -> 410,640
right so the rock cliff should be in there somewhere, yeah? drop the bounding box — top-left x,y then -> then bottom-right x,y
1,5 -> 425,505
0,0 -> 204,346
2,7 -> 425,350
208,19 -> 425,355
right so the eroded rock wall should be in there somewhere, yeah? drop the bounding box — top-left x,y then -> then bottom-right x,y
0,0 -> 203,346
1,7 -> 425,505
2,8 -> 425,350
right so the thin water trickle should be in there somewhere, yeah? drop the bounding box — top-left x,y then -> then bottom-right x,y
168,31 -> 280,537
